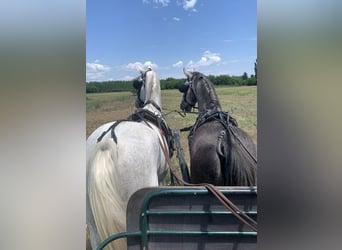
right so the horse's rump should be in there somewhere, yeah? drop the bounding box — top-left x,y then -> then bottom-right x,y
87,122 -> 167,250
189,121 -> 226,185
189,120 -> 257,186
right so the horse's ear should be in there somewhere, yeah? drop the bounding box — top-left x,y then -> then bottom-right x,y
183,68 -> 192,79
179,83 -> 189,93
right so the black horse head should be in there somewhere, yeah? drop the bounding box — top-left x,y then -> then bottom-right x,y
178,69 -> 197,112
179,68 -> 223,113
133,77 -> 143,90
133,75 -> 144,108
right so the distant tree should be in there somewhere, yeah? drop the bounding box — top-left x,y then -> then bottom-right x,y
207,74 -> 216,84
254,59 -> 257,84
86,84 -> 98,93
247,77 -> 257,86
242,72 -> 248,80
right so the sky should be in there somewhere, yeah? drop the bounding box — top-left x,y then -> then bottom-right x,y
86,0 -> 256,82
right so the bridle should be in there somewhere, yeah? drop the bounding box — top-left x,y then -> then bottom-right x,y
181,77 -> 198,111
133,67 -> 153,108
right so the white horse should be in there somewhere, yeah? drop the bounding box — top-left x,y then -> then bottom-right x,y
86,68 -> 171,250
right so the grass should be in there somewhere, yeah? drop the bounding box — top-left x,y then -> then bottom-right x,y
86,92 -> 134,111
86,85 -> 257,162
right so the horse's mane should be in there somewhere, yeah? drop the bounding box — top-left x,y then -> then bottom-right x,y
194,72 -> 221,109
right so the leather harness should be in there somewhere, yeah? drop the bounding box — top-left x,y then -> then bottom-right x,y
96,104 -> 174,158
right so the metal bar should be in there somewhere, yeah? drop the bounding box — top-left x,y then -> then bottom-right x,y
140,210 -> 149,249
96,231 -> 141,250
146,230 -> 257,237
140,187 -> 256,202
146,210 -> 257,216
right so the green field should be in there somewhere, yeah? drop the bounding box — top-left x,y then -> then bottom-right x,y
86,85 -> 257,166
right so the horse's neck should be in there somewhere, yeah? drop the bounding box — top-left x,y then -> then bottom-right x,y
196,79 -> 221,112
148,90 -> 162,109
144,73 -> 162,111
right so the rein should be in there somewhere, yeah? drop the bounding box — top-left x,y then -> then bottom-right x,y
158,137 -> 258,232
162,108 -> 200,118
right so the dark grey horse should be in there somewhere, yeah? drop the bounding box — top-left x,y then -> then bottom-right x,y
179,68 -> 257,186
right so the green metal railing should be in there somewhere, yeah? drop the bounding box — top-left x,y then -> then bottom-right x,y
97,187 -> 257,250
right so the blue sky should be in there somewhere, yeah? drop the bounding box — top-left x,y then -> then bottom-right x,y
86,0 -> 256,81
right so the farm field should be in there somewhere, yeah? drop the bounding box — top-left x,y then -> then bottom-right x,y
86,85 -> 257,170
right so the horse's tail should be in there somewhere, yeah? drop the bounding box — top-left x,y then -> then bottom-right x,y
228,128 -> 257,186
87,139 -> 126,250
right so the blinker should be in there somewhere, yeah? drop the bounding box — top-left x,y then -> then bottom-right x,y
178,84 -> 189,93
133,78 -> 143,90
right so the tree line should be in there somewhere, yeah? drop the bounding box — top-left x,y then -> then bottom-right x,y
86,73 -> 257,93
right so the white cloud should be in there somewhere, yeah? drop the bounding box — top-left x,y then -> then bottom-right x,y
86,60 -> 111,81
182,0 -> 197,10
187,50 -> 221,69
143,0 -> 170,7
124,61 -> 158,71
173,17 -> 180,22
86,61 -> 111,72
172,60 -> 183,67
144,0 -> 198,12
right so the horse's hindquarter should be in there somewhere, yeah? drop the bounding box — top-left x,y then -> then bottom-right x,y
89,122 -> 167,196
86,120 -> 167,249
190,122 -> 225,185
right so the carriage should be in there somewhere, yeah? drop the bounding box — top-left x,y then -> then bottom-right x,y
97,186 -> 257,250
87,68 -> 257,250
